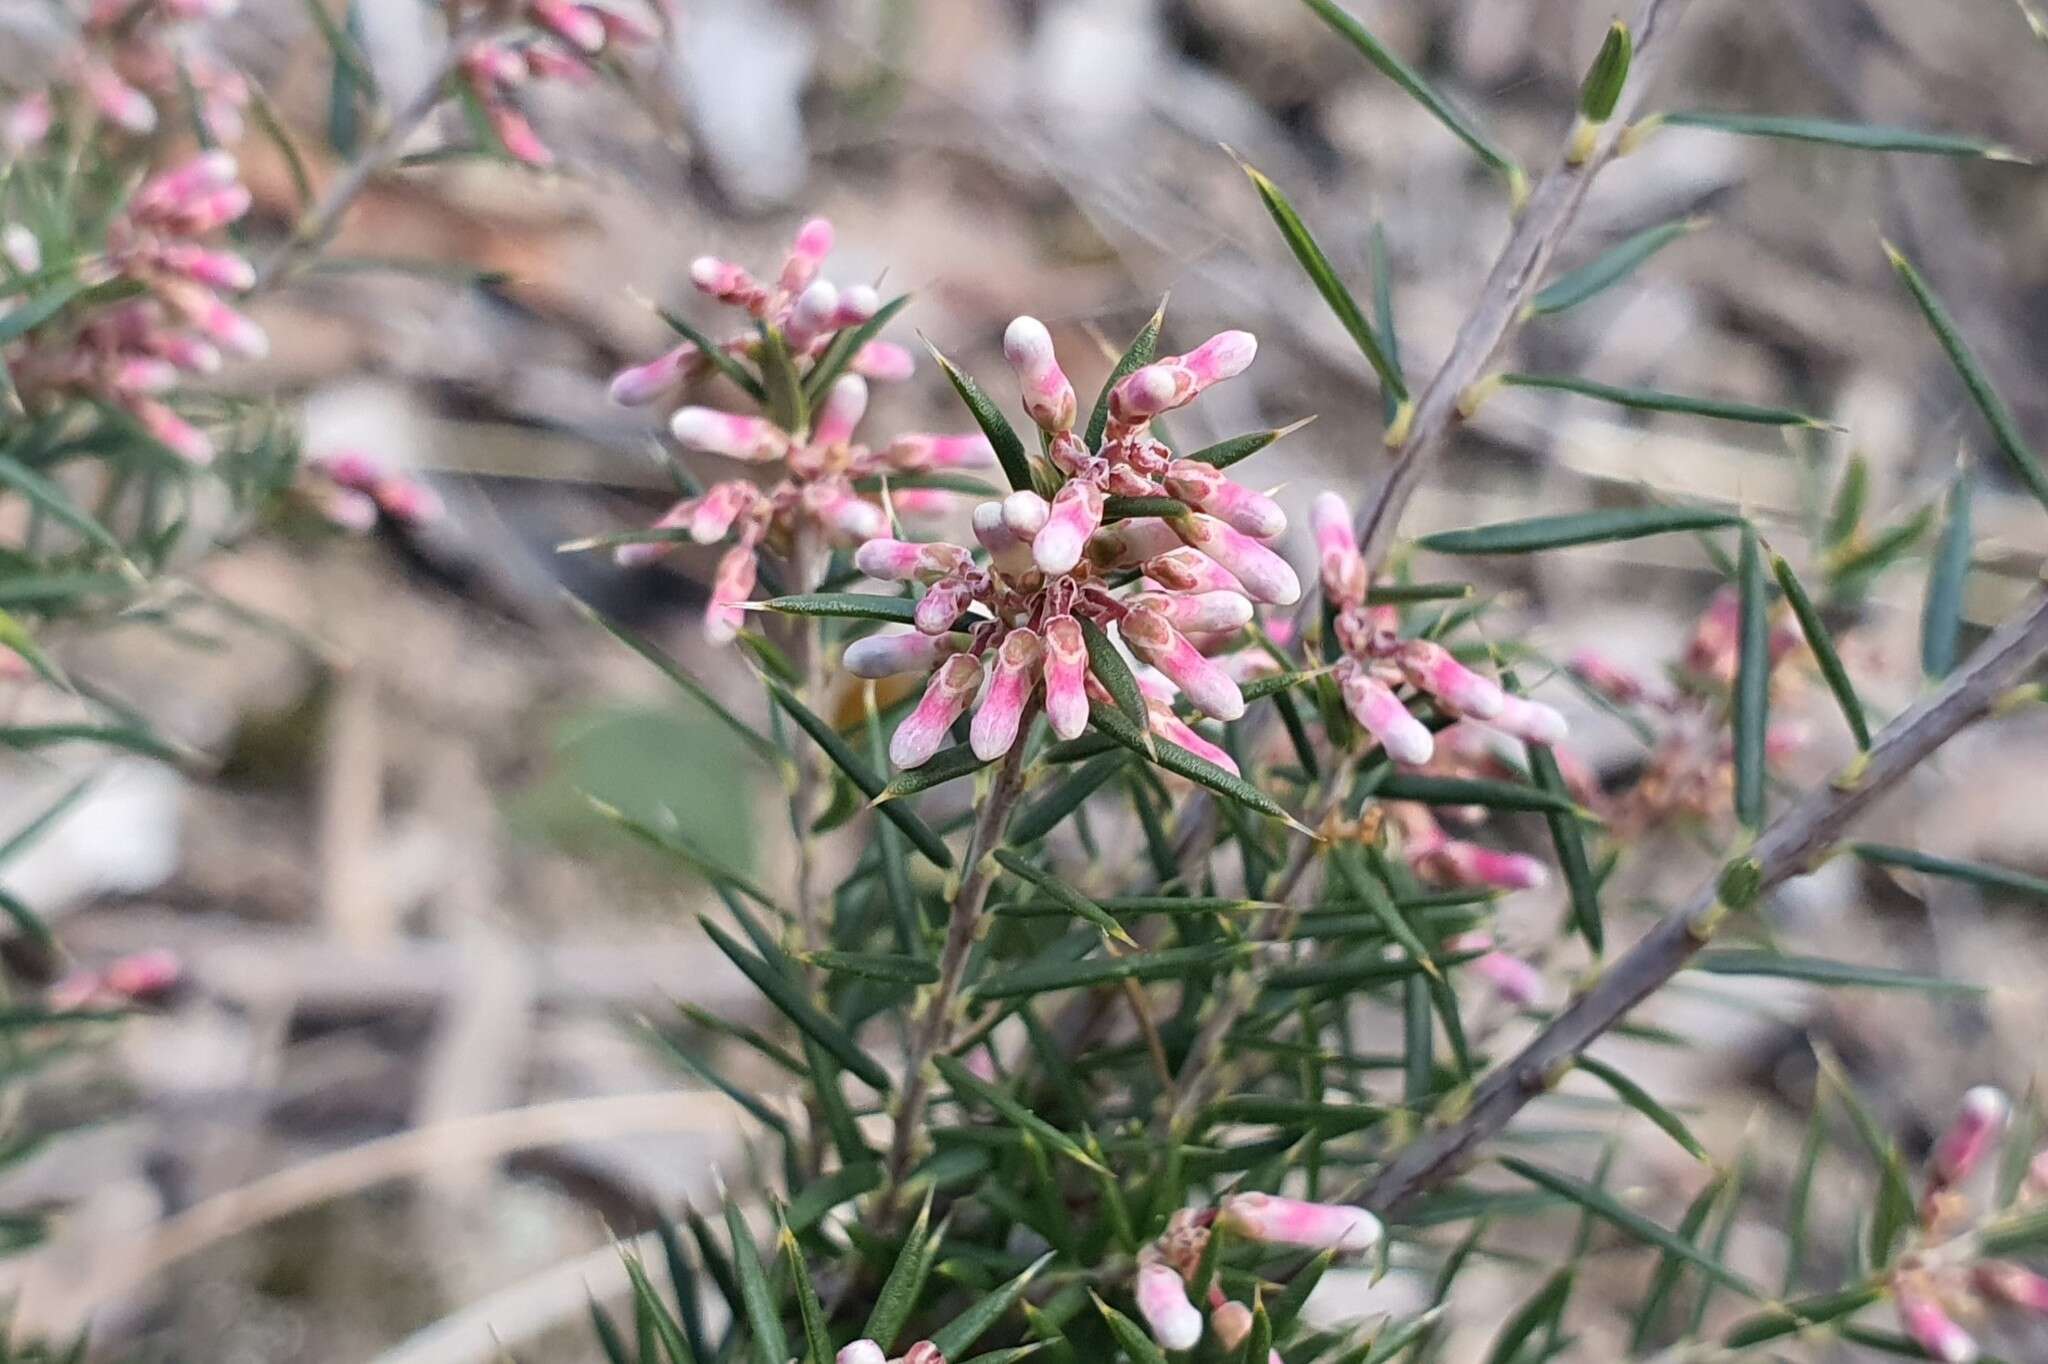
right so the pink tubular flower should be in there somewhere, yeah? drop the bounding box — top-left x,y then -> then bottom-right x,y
1976,1261 -> 2048,1314
1930,1086 -> 2009,1193
1123,605 -> 1244,722
854,340 -> 915,382
1108,331 -> 1256,433
1894,1286 -> 1979,1364
1216,1192 -> 1383,1254
1311,491 -> 1367,607
971,628 -> 1044,760
1400,641 -> 1505,721
1171,514 -> 1299,606
670,408 -> 792,462
2,92 -> 53,155
1445,933 -> 1546,1007
133,399 -> 214,464
1042,616 -> 1090,740
1134,1262 -> 1203,1352
837,1343 -> 886,1364
1487,693 -> 1569,746
1034,480 -> 1105,576
1002,316 -> 1077,434
705,546 -> 758,644
890,654 -> 984,769
843,628 -> 964,680
1341,669 -> 1434,767
1163,461 -> 1285,539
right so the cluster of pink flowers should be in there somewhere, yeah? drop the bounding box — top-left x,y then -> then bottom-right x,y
1133,1194 -> 1382,1357
457,1 -> 655,168
2,0 -> 247,153
6,150 -> 263,464
1568,586 -> 1807,834
297,450 -> 444,533
606,218 -> 985,642
1889,1087 -> 2048,1362
856,318 -> 1300,770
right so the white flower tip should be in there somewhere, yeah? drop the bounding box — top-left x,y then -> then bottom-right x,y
1003,315 -> 1054,365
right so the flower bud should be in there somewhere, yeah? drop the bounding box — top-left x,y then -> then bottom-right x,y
811,374 -> 868,448
1033,479 -> 1105,576
1146,700 -> 1239,775
155,333 -> 223,375
1311,491 -> 1367,607
1042,616 -> 1090,741
1088,518 -> 1186,571
2,224 -> 40,276
488,103 -> 554,167
844,628 -> 963,679
133,399 -> 214,464
1002,316 -> 1077,434
529,0 -> 606,51
1420,841 -> 1549,892
837,1342 -> 886,1364
885,433 -> 994,470
375,477 -> 444,525
1122,605 -> 1244,722
1134,590 -> 1253,634
854,340 -> 915,382
780,217 -> 834,293
705,545 -> 758,643
1142,547 -> 1244,595
915,575 -> 977,635
833,284 -> 881,328
899,1343 -> 944,1364
1468,947 -> 1545,1007
1930,1086 -> 2009,1192
1975,1262 -> 2048,1314
689,482 -> 756,543
1567,649 -> 1649,706
1,92 -> 52,155
855,538 -> 972,584
810,486 -> 887,545
788,280 -> 839,350
1340,667 -> 1433,766
85,63 -> 157,135
891,653 -> 983,768
973,503 -> 1036,576
1173,514 -> 1300,605
972,628 -> 1044,760
1400,641 -> 1505,720
1108,331 -> 1256,430
1163,461 -> 1286,540
1895,1288 -> 1978,1364
1217,1192 -> 1382,1253
1486,694 -> 1568,746
1135,1263 -> 1202,1352
1211,1302 -> 1252,1351
670,408 -> 791,462
609,342 -> 701,406
156,243 -> 257,292
1001,490 -> 1050,539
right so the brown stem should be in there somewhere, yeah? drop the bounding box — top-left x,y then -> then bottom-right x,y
1354,593 -> 2048,1216
877,730 -> 1035,1220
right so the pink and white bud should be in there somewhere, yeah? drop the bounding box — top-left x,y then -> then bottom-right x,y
609,342 -> 701,406
1121,605 -> 1245,722
831,284 -> 880,328
787,280 -> 839,350
779,217 -> 834,294
529,0 -> 606,51
1042,616 -> 1090,740
885,433 -> 993,470
1181,330 -> 1257,386
852,340 -> 915,383
1,92 -> 52,155
1486,694 -> 1569,746
1400,641 -> 1505,721
1142,547 -> 1244,596
134,150 -> 240,218
315,485 -> 376,534
891,653 -> 984,768
914,576 -> 977,635
1311,491 -> 1368,607
855,538 -> 973,584
374,477 -> 443,525
837,1341 -> 886,1364
112,356 -> 179,393
1002,316 -> 1077,434
1088,518 -> 1188,571
671,408 -> 791,462
1470,950 -> 1546,1007
843,628 -> 963,679
1163,462 -> 1286,540
1421,841 -> 1549,892
686,481 -> 754,543
971,628 -> 1044,760
1568,649 -> 1650,706
1135,1263 -> 1202,1352
812,486 -> 888,545
691,255 -> 764,308
1033,480 -> 1105,576
1931,1087 -> 2009,1192
524,45 -> 597,82
132,399 -> 214,465
316,450 -> 386,491
488,103 -> 554,168
165,287 -> 268,359
1976,1262 -> 2048,1314
811,374 -> 869,448
155,333 -> 223,375
1001,489 -> 1050,539
1217,1192 -> 1382,1253
704,545 -> 758,644
1147,701 -> 1239,774
464,41 -> 530,87
155,243 -> 256,292
1211,1302 -> 1253,1351
1341,668 -> 1433,766
1108,331 -> 1256,430
2,224 -> 39,275
591,3 -> 655,47
1895,1290 -> 1978,1364
1173,514 -> 1300,605
973,503 -> 1037,576
165,185 -> 255,236
1135,591 -> 1252,634
84,64 -> 157,134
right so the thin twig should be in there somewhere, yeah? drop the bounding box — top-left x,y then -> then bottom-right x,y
878,727 -> 1035,1220
1354,592 -> 2048,1215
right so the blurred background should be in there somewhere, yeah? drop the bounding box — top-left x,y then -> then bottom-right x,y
3,0 -> 2047,1358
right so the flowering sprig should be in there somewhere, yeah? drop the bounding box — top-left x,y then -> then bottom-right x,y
0,0 -> 249,152
456,1 -> 656,168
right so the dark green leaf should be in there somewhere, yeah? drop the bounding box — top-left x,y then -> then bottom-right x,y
1667,111 -> 2023,160
1500,1157 -> 1759,1296
1482,1268 -> 1573,1364
764,593 -> 919,625
1577,21 -> 1632,121
699,918 -> 892,1090
1720,1286 -> 1884,1348
780,1217 -> 832,1364
1088,702 -> 1308,830
865,1194 -> 942,1349
1009,752 -> 1125,845
806,294 -> 911,402
1576,1055 -> 1706,1161
765,678 -> 954,869
1771,553 -> 1871,750
1186,420 -> 1312,472
1629,1174 -> 1726,1353
802,950 -> 939,985
1085,301 -> 1166,453
1093,1294 -> 1168,1364
931,345 -> 1034,493
1921,462 -> 1975,679
1853,842 -> 2048,903
992,849 -> 1134,946
1501,373 -> 1830,428
1531,217 -> 1703,317
1420,506 -> 1740,555
1078,617 -> 1152,754
928,1253 -> 1053,1358
656,306 -> 767,403
755,324 -> 809,434
724,1197 -> 789,1364
970,943 -> 1248,1001
571,595 -> 783,768
1374,772 -> 1578,815
1691,950 -> 1982,994
1733,526 -> 1769,828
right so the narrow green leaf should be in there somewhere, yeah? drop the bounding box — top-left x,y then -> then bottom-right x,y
699,918 -> 892,1090
755,324 -> 809,434
1886,240 -> 2048,511
1420,505 -> 1740,555
1366,581 -> 1474,605
0,281 -> 88,347
1102,495 -> 1190,521
589,1298 -> 633,1364
970,943 -> 1246,1001
620,1248 -> 696,1364
802,950 -> 939,985
766,678 -> 953,868
1078,617 -> 1151,754
1576,1055 -> 1706,1161
1299,0 -> 1519,182
780,1219 -> 831,1364
1733,526 -> 1769,829
935,1055 -> 1108,1175
805,294 -> 911,402
0,723 -> 179,763
928,1253 -> 1054,1358
1526,736 -> 1601,954
1853,842 -> 2048,903
1691,950 -> 1982,995
1826,454 -> 1870,550
1720,1286 -> 1884,1348
1482,1268 -> 1573,1364
931,345 -> 1034,493
765,593 -> 920,625
1374,772 -> 1577,815
865,1194 -> 942,1349
1238,1294 -> 1271,1364
1501,373 -> 1830,428
1010,752 -> 1125,845
1666,111 -> 2024,160
1085,302 -> 1166,453
1269,1250 -> 1335,1335
1629,1174 -> 1726,1353
1239,159 -> 1406,402
1782,1103 -> 1827,1294
1771,553 -> 1872,750
1577,21 -> 1632,121
656,305 -> 767,403
1369,221 -> 1402,426
570,595 -> 783,768
1921,462 -> 1975,679
1187,419 -> 1312,471
1531,217 -> 1703,317
1500,1157 -> 1759,1297
590,798 -> 780,908
724,1198 -> 790,1364
1091,1294 -> 1167,1364
0,453 -> 132,564
992,849 -> 1134,947
1088,703 -> 1308,831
